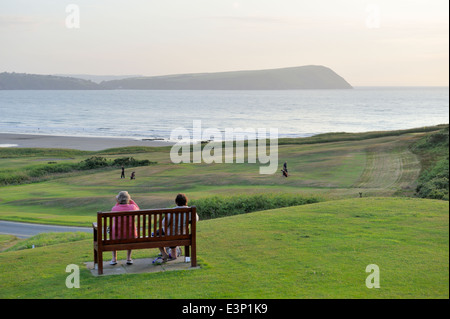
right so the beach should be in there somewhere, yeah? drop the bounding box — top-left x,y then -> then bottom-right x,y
0,133 -> 174,151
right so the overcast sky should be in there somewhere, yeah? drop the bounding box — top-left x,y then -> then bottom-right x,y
0,0 -> 448,86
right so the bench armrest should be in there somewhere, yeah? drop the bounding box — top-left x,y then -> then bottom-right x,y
92,222 -> 98,230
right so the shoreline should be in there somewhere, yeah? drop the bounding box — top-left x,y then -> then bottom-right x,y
1,124 -> 446,152
0,133 -> 175,151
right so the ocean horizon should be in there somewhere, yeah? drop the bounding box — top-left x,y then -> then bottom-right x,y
0,87 -> 448,142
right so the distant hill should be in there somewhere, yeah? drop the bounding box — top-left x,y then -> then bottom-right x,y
0,72 -> 100,90
0,66 -> 352,90
100,65 -> 353,90
53,74 -> 142,84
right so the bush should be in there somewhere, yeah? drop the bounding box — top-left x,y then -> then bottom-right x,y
427,128 -> 449,145
26,163 -> 77,177
416,174 -> 449,200
112,157 -> 155,167
411,126 -> 449,201
0,171 -> 29,185
190,193 -> 321,220
79,156 -> 110,169
0,155 -> 157,186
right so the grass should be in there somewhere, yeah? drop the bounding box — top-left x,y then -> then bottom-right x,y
0,198 -> 447,298
0,235 -> 20,252
191,193 -> 322,219
0,155 -> 156,186
277,124 -> 447,146
2,232 -> 91,252
0,125 -> 448,299
0,129 -> 428,226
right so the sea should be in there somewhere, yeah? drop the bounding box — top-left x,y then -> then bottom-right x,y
0,87 -> 448,142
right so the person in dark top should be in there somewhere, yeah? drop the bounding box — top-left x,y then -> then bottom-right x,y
282,162 -> 288,177
154,194 -> 199,263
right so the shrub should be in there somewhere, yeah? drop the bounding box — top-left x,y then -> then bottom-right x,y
26,163 -> 78,177
411,126 -> 449,201
79,156 -> 110,169
112,157 -> 155,167
190,193 -> 321,220
0,171 -> 29,185
427,128 -> 449,145
0,155 -> 156,185
416,175 -> 449,200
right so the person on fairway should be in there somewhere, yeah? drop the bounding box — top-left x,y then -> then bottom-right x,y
281,161 -> 288,177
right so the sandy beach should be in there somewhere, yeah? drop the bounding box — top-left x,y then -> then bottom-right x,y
0,133 -> 174,151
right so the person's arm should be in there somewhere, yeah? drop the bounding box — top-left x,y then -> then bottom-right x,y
166,213 -> 172,227
162,214 -> 172,235
129,199 -> 140,210
188,213 -> 200,224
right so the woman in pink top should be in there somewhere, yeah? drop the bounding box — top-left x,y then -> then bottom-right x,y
110,191 -> 140,265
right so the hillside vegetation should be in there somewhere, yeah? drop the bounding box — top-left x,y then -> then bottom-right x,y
100,65 -> 352,90
0,72 -> 99,90
0,156 -> 156,186
1,65 -> 352,90
410,126 -> 449,200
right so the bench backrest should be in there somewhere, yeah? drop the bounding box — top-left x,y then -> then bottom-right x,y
96,206 -> 197,245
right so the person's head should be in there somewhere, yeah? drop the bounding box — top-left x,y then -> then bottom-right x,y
116,191 -> 131,204
175,193 -> 188,206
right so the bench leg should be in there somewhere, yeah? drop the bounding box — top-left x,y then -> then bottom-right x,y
191,244 -> 197,268
98,250 -> 103,275
93,247 -> 98,265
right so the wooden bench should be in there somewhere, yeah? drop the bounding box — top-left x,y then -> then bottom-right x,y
93,206 -> 197,275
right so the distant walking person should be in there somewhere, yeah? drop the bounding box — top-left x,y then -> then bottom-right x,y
130,171 -> 136,180
120,166 -> 125,178
281,161 -> 288,177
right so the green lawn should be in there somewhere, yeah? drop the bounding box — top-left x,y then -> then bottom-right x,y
0,132 -> 424,225
0,127 -> 448,299
0,198 -> 447,298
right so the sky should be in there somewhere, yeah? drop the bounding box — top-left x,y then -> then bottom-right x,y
0,0 -> 448,86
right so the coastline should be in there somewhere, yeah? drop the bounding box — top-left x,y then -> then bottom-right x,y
0,133 -> 174,151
